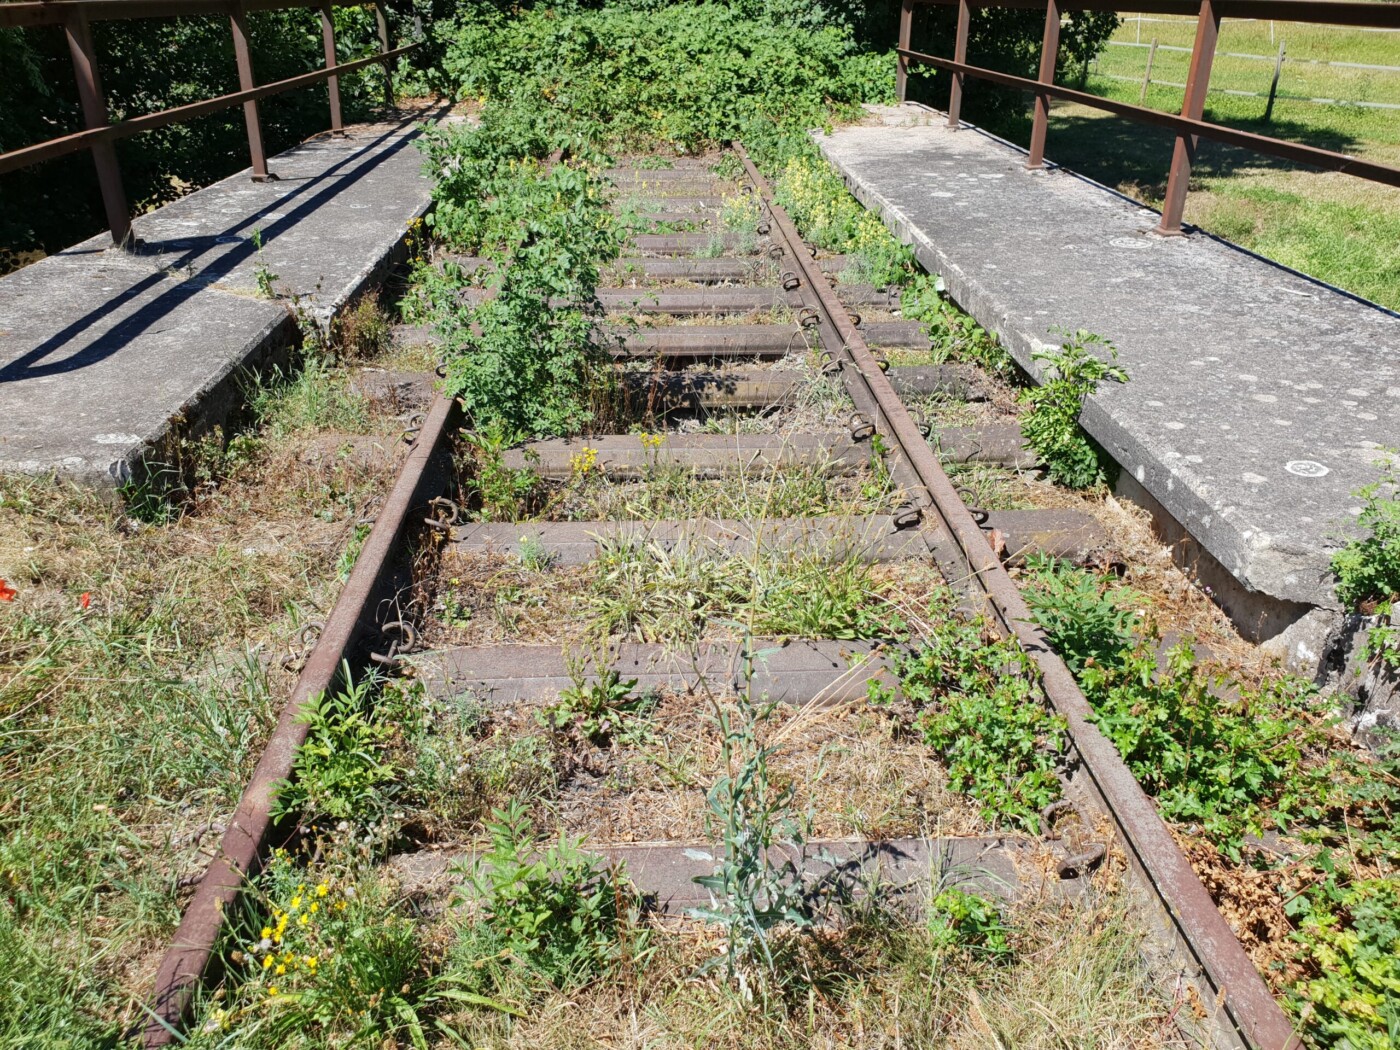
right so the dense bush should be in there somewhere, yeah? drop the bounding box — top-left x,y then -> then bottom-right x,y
428,1 -> 894,158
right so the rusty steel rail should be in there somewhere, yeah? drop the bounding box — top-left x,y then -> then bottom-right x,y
142,392 -> 460,1047
0,0 -> 412,247
898,0 -> 1400,234
734,142 -> 1301,1050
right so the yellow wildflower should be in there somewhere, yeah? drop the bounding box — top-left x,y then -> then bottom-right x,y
316,883 -> 330,897
263,956 -> 273,970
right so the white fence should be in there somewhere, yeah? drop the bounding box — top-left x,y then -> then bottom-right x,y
1106,14 -> 1400,112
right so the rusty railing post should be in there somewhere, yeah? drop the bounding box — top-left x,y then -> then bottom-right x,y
320,2 -> 344,135
373,4 -> 394,109
1155,0 -> 1220,235
947,0 -> 971,128
1026,0 -> 1061,169
64,11 -> 132,247
897,0 -> 914,103
229,4 -> 270,181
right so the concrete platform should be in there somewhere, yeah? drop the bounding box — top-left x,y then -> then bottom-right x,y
818,106 -> 1400,649
0,111 -> 439,486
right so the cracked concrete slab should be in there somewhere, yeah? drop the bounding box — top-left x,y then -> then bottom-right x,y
0,112 -> 439,486
818,109 -> 1400,628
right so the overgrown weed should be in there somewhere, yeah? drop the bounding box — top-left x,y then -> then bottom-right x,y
415,883 -> 1178,1049
1022,554 -> 1400,1044
451,800 -> 645,998
1020,328 -> 1128,490
1331,455 -> 1400,669
871,589 -> 1067,832
691,687 -> 814,998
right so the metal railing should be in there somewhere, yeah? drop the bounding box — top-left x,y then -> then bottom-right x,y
896,0 -> 1400,234
0,0 -> 419,247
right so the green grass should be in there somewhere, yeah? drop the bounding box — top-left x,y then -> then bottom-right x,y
552,460 -> 897,522
245,353 -> 372,438
1103,15 -> 1400,118
584,533 -> 912,647
0,338 -> 401,1044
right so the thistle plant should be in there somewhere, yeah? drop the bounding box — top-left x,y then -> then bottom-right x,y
690,680 -> 812,997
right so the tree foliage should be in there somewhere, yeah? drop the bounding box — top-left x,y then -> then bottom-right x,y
0,7 -> 396,269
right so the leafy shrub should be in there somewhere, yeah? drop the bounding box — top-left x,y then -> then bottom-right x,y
1280,730 -> 1400,1048
1331,456 -> 1400,668
1290,878 -> 1400,1049
872,602 -> 1066,832
455,800 -> 637,991
419,116 -> 622,438
1018,560 -> 1400,1043
271,670 -> 395,823
902,273 -> 1015,378
1080,643 -> 1318,856
927,887 -> 1014,960
432,3 -> 892,158
1364,618 -> 1400,671
464,422 -> 545,522
1022,554 -> 1138,674
1020,329 -> 1128,489
1331,458 -> 1400,610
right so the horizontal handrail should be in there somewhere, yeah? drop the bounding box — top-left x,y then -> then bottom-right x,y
897,0 -> 1400,236
0,0 -> 340,29
0,42 -> 417,176
909,0 -> 1400,29
897,46 -> 1400,186
0,0 -> 411,247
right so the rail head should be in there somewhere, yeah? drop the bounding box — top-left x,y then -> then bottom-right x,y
141,391 -> 460,1046
733,140 -> 1302,1050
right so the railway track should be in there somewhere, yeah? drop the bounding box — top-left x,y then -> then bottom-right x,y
142,148 -> 1300,1048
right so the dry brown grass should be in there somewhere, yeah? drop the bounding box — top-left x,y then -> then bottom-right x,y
422,883 -> 1186,1050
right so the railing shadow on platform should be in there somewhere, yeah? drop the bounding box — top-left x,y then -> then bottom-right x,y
0,0 -> 420,249
0,107 -> 446,385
